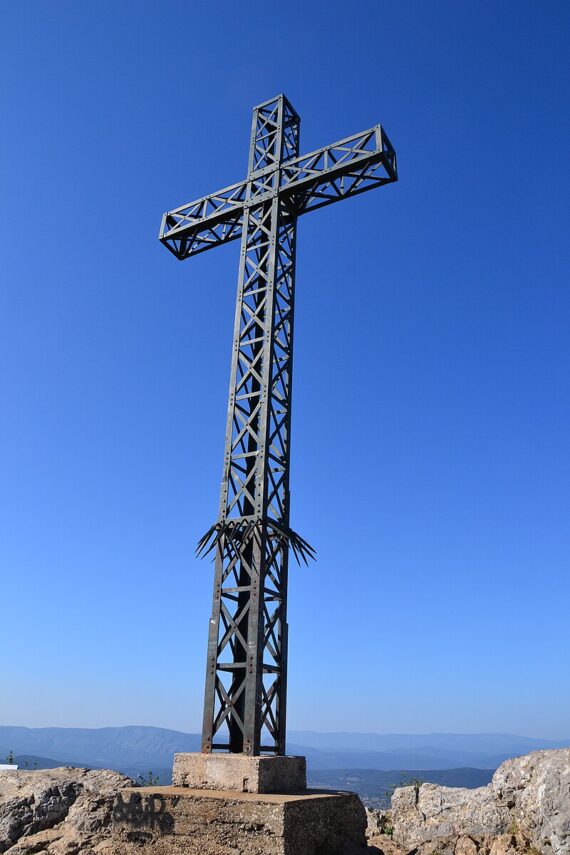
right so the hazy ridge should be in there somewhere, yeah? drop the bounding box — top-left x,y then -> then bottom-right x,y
2,725 -> 568,774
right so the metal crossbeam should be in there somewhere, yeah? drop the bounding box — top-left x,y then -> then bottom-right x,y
160,125 -> 396,260
160,94 -> 397,756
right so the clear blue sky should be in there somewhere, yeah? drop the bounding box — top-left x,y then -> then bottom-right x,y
1,1 -> 568,739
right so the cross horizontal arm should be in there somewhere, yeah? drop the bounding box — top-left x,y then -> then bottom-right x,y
159,179 -> 247,260
280,125 -> 397,216
159,124 -> 397,262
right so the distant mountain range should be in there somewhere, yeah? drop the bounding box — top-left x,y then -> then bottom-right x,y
0,726 -> 198,771
307,767 -> 495,808
1,726 -> 568,784
288,730 -> 570,755
287,730 -> 570,771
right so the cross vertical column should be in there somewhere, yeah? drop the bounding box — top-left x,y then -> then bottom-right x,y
201,96 -> 300,755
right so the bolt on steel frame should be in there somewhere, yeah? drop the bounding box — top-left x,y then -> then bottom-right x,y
160,95 -> 397,756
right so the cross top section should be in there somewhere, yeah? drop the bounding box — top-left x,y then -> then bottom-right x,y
160,94 -> 396,262
247,95 -> 299,175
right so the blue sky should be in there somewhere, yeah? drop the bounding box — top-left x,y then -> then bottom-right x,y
1,1 -> 569,739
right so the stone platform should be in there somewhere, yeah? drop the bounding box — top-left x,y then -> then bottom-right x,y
172,751 -> 306,793
112,785 -> 369,855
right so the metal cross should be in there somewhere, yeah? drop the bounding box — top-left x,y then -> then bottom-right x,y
160,94 -> 397,756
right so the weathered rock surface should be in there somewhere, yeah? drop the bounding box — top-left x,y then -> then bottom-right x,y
0,767 -> 133,853
366,748 -> 570,855
1,749 -> 568,854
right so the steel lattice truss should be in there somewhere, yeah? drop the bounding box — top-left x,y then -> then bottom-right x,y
160,95 -> 397,756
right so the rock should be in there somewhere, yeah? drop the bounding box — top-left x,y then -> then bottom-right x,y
366,749 -> 570,855
0,768 -> 369,854
2,750 -> 568,854
492,750 -> 570,854
0,767 -> 133,854
455,837 -> 479,855
389,780 -> 510,846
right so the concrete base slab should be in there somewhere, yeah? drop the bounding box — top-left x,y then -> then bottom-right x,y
112,785 -> 369,855
172,751 -> 306,793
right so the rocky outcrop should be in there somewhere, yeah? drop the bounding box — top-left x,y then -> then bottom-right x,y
0,768 -> 367,854
1,749 -> 568,854
0,767 -> 133,853
367,749 -> 570,855
493,750 -> 570,854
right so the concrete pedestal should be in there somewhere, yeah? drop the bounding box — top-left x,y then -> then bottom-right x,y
172,751 -> 306,793
112,785 -> 369,855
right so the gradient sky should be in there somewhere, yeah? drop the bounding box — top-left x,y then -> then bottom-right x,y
1,1 -> 569,739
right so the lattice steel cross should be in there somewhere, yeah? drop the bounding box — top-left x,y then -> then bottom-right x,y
160,95 -> 397,756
